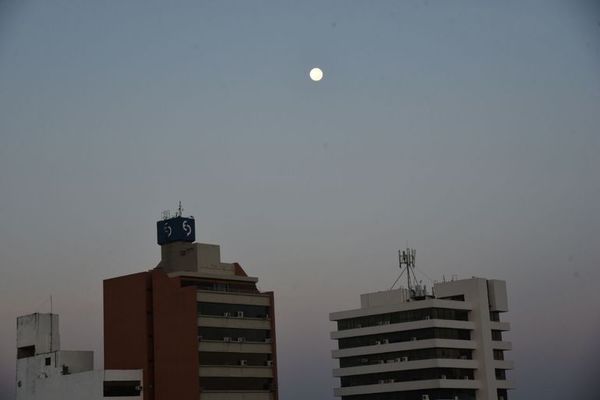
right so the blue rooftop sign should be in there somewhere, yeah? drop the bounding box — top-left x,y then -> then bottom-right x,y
156,216 -> 195,245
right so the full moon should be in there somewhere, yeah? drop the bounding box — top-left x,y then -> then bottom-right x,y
309,67 -> 323,82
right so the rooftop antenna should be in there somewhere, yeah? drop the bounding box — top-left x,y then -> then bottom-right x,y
399,248 -> 418,296
176,201 -> 183,217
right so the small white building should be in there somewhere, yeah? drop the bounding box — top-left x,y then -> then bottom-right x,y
16,313 -> 143,400
330,277 -> 514,400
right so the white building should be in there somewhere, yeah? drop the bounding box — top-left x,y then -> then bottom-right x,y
330,278 -> 514,400
16,313 -> 143,400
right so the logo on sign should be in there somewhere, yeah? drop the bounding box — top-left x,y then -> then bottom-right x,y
183,220 -> 192,236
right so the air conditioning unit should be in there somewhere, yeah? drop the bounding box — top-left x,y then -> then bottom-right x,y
400,356 -> 409,362
237,337 -> 245,343
382,339 -> 389,344
386,359 -> 395,364
236,311 -> 244,318
424,315 -> 431,320
383,320 -> 390,325
440,374 -> 447,379
375,340 -> 382,345
223,337 -> 231,342
134,385 -> 143,391
421,395 -> 430,400
266,360 -> 273,366
240,360 -> 247,366
224,312 -> 231,317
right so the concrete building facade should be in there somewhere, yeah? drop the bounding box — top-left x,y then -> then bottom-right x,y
16,313 -> 143,400
104,216 -> 278,400
330,278 -> 513,400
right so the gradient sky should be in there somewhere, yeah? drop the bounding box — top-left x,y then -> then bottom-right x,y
1,1 -> 599,399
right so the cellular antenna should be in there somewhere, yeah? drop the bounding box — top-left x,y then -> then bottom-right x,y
390,248 -> 427,298
177,201 -> 184,218
400,248 -> 416,293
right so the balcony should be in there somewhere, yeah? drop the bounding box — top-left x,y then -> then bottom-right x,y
198,315 -> 271,330
333,358 -> 478,377
331,319 -> 475,340
490,321 -> 511,331
334,378 -> 481,397
199,340 -> 272,354
199,391 -> 273,400
199,365 -> 273,378
197,291 -> 271,307
332,339 -> 477,358
491,341 -> 512,351
493,360 -> 515,370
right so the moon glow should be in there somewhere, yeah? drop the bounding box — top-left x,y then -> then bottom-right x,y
309,67 -> 323,82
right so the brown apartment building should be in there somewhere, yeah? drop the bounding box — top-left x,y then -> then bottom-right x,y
104,215 -> 278,400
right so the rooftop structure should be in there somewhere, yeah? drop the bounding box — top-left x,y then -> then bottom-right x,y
15,313 -> 142,400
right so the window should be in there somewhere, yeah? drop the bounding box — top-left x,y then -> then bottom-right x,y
198,326 -> 271,342
337,308 -> 469,331
45,357 -> 51,366
197,302 -> 270,319
340,348 -> 473,368
338,327 -> 471,349
103,381 -> 142,397
17,346 -> 35,359
495,369 -> 507,380
340,368 -> 475,387
199,377 -> 272,391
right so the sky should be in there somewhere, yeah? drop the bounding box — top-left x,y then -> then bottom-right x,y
1,0 -> 599,399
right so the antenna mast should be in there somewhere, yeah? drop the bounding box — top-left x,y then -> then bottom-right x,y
399,248 -> 418,296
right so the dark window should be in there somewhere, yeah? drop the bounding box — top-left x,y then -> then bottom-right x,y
490,311 -> 500,321
17,346 -> 35,359
497,389 -> 509,400
198,326 -> 271,342
337,308 -> 469,331
340,348 -> 472,368
491,330 -> 503,341
198,302 -> 270,319
342,389 -> 476,400
199,351 -> 271,366
495,369 -> 507,380
199,377 -> 272,391
45,357 -> 51,366
338,327 -> 471,349
439,295 -> 466,301
493,350 -> 504,360
182,279 -> 259,294
340,368 -> 475,387
103,381 -> 142,397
